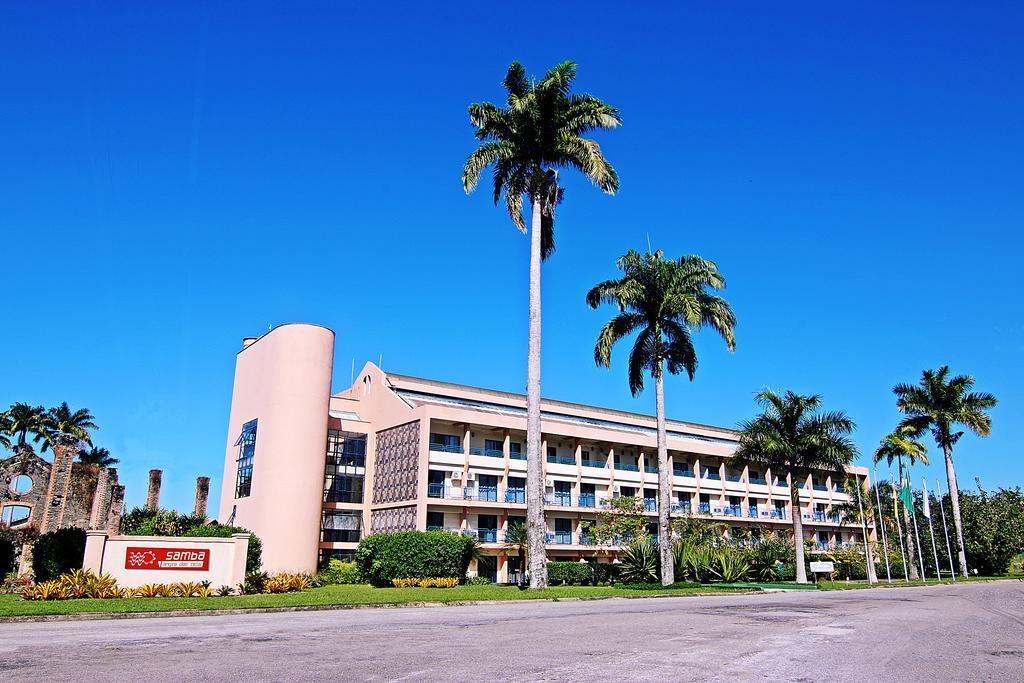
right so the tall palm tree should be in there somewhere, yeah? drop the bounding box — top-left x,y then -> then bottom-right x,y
463,61 -> 620,589
0,412 -> 12,451
587,250 -> 736,585
730,390 -> 857,584
5,403 -> 47,451
893,366 -> 997,577
873,426 -> 928,580
39,402 -> 98,457
78,445 -> 118,467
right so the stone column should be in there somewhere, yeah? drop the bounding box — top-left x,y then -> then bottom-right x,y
106,485 -> 126,535
40,443 -> 78,533
88,467 -> 113,529
146,469 -> 162,510
194,476 -> 211,519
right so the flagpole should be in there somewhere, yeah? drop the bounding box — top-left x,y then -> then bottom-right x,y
923,477 -> 941,581
938,478 -> 956,581
890,473 -> 909,582
909,482 -> 927,582
872,466 -> 892,583
855,473 -> 877,584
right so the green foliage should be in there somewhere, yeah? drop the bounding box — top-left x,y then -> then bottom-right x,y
32,528 -> 86,582
581,496 -> 649,547
355,531 -> 475,587
464,576 -> 492,586
717,549 -> 751,583
619,540 -> 659,583
0,531 -> 17,577
613,581 -> 700,590
547,561 -> 593,586
319,559 -> 361,585
182,524 -> 263,574
745,534 -> 794,581
120,507 -> 206,537
959,486 -> 1024,575
586,559 -> 620,585
894,366 -> 997,449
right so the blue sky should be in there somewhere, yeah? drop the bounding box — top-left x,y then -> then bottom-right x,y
2,2 -> 1021,514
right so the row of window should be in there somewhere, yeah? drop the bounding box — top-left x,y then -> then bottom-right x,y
324,431 -> 368,503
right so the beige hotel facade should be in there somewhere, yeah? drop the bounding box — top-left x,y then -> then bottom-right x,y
219,323 -> 874,579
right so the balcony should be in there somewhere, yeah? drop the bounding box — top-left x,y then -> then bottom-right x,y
725,474 -> 742,483
614,462 -> 640,472
749,477 -> 768,485
429,442 -> 463,454
644,466 -> 658,474
509,451 -> 527,461
702,472 -> 722,481
546,531 -> 573,545
747,506 -> 759,518
581,459 -> 606,469
505,489 -> 526,504
547,455 -> 576,466
672,502 -> 692,514
578,493 -> 596,508
698,502 -> 711,515
471,486 -> 499,502
770,509 -> 787,520
723,505 -> 742,517
550,491 -> 573,507
469,447 -> 504,458
813,484 -> 829,492
476,528 -> 499,543
643,498 -> 657,512
673,468 -> 695,478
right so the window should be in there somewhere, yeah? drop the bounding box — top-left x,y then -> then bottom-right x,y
234,419 -> 257,498
324,431 -> 367,503
429,433 -> 461,452
506,476 -> 526,503
509,442 -> 522,455
427,470 -> 446,498
1,504 -> 31,528
318,549 -> 355,570
620,486 -> 635,498
478,474 -> 498,502
321,509 -> 362,543
484,438 -> 503,455
427,511 -> 445,529
327,430 -> 367,467
9,475 -> 32,495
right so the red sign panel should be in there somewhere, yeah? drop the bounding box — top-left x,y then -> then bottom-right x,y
125,547 -> 211,571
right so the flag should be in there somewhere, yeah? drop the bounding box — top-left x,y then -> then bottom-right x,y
922,478 -> 931,518
900,479 -> 913,512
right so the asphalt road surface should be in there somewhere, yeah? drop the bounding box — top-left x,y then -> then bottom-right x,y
2,582 -> 1022,682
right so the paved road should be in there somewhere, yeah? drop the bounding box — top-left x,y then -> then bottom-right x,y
2,582 -> 1023,682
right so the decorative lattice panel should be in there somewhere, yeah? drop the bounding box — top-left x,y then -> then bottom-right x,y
372,420 -> 420,504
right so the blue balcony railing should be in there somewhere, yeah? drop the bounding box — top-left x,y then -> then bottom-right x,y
643,498 -> 657,512
505,489 -> 526,504
698,502 -> 711,514
578,533 -> 595,545
725,474 -> 742,483
475,486 -> 498,502
551,492 -> 573,506
578,493 -> 596,508
747,507 -> 759,518
477,528 -> 498,543
703,472 -> 721,481
427,482 -> 445,498
553,531 -> 572,545
469,447 -> 504,458
813,484 -> 829,492
673,468 -> 695,477
429,442 -> 462,453
547,455 -> 576,466
614,462 -> 639,472
644,466 -> 658,474
509,451 -> 527,460
672,502 -> 692,514
581,459 -> 606,468
749,477 -> 768,485
812,511 -> 827,522
770,509 -> 787,520
723,505 -> 742,516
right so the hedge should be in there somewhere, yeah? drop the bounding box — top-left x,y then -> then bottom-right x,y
32,527 -> 87,582
182,524 -> 263,573
547,561 -> 593,585
0,532 -> 17,577
355,531 -> 475,587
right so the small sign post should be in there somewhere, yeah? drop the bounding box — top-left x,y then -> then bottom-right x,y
809,560 -> 834,583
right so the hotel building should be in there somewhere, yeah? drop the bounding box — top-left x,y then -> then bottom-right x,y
219,323 -> 874,579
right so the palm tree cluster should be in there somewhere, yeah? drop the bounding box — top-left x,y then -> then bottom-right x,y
464,61 -> 998,588
1,402 -> 115,466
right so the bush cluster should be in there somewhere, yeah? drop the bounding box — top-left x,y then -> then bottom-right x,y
355,531 -> 475,587
182,524 -> 263,574
547,561 -> 595,585
317,559 -> 361,585
391,577 -> 460,588
0,531 -> 17,577
32,527 -> 87,582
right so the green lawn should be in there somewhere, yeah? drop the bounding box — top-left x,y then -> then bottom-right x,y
816,576 -> 1011,591
0,583 -> 751,619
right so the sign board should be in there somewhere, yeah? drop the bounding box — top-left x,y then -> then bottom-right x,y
810,561 -> 834,573
125,547 -> 210,571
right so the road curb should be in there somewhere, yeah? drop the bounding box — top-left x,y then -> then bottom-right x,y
0,589 -> 760,624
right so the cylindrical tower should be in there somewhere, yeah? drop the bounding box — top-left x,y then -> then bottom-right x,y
218,323 -> 334,574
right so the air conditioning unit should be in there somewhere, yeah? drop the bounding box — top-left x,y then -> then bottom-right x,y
465,472 -> 477,482
611,485 -> 621,495
544,477 -> 554,488
450,471 -> 463,482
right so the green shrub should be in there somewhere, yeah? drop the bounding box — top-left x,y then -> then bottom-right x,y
120,507 -> 206,537
320,559 -> 360,585
32,528 -> 87,582
182,524 -> 262,573
613,581 -> 701,590
0,531 -> 17,577
355,531 -> 475,587
620,540 -> 659,583
464,576 -> 492,586
547,561 -> 593,585
587,559 -> 620,585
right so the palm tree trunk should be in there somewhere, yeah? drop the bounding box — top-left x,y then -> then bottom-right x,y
790,474 -> 808,584
526,196 -> 548,590
943,443 -> 969,577
655,366 -> 674,586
